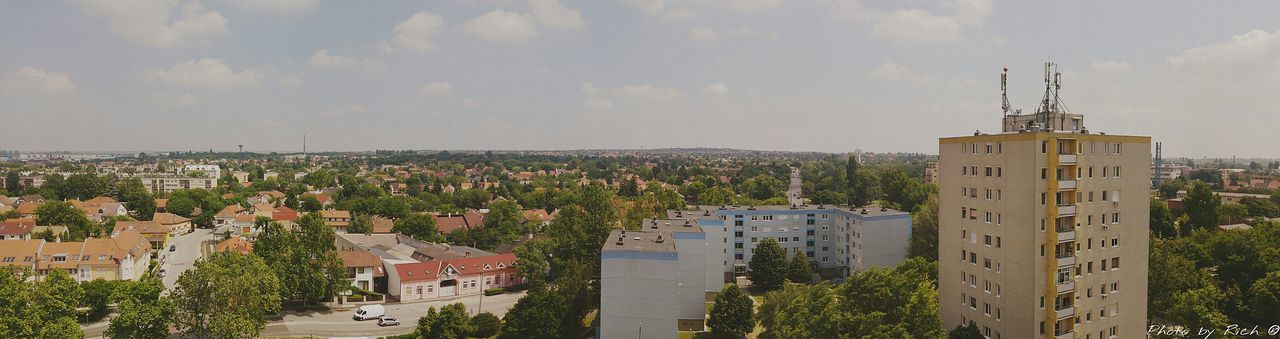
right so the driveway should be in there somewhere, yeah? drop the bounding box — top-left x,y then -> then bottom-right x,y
260,291 -> 527,337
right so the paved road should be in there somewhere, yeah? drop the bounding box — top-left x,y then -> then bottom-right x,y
260,291 -> 527,337
161,228 -> 215,290
788,167 -> 804,205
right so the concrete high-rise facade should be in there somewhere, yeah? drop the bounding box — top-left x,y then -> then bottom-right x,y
938,114 -> 1149,339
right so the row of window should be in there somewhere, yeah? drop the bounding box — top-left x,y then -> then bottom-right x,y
1040,166 -> 1124,179
959,248 -> 1003,272
961,140 -> 1124,156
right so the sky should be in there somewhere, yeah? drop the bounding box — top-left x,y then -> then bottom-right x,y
2,0 -> 1280,157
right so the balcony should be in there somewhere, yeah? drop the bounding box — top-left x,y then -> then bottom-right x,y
1059,154 -> 1076,164
1058,179 -> 1076,190
1055,306 -> 1075,319
1055,331 -> 1075,339
1057,230 -> 1076,241
1056,255 -> 1075,267
1057,205 -> 1076,216
1056,280 -> 1075,293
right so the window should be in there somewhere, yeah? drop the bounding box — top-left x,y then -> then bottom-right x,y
1041,141 -> 1047,153
985,212 -> 992,223
1115,166 -> 1121,177
985,144 -> 992,154
985,167 -> 993,176
963,166 -> 968,175
997,167 -> 1003,177
751,237 -> 757,242
1041,193 -> 1047,205
1113,213 -> 1120,224
1041,168 -> 1047,179
1112,257 -> 1120,270
997,189 -> 1002,201
1112,237 -> 1118,247
984,258 -> 992,269
984,234 -> 992,246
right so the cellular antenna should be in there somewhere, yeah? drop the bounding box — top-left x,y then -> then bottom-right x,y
1000,67 -> 1011,116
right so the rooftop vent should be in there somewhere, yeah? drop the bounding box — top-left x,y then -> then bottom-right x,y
683,220 -> 692,227
703,210 -> 712,216
790,204 -> 797,210
719,205 -> 727,210
747,205 -> 756,210
656,234 -> 665,243
675,211 -> 683,217
616,236 -> 624,246
817,204 -> 824,209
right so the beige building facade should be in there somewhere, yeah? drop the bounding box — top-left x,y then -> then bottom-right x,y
939,126 -> 1149,339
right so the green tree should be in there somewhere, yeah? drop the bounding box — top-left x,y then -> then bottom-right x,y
1240,196 -> 1280,218
394,213 -> 445,242
741,174 -> 786,201
909,193 -> 940,260
1182,181 -> 1220,233
1217,202 -> 1248,224
347,213 -> 373,235
292,213 -> 348,306
757,282 -> 842,338
707,284 -> 754,338
1166,285 -> 1229,333
108,277 -> 174,339
698,186 -> 735,205
172,252 -> 281,338
473,200 -> 524,249
5,170 -> 19,193
846,155 -> 873,207
117,178 -> 156,221
500,289 -> 568,339
471,312 -> 502,338
35,201 -> 95,240
748,238 -> 787,290
1150,199 -> 1177,238
300,195 -> 323,212
580,184 -> 619,231
416,303 -> 474,339
1158,179 -> 1185,199
39,317 -> 84,339
1249,271 -> 1280,323
787,250 -> 814,284
0,266 -> 36,337
948,323 -> 983,339
837,258 -> 943,338
879,169 -> 932,212
81,279 -> 118,321
1148,238 -> 1212,318
34,269 -> 83,325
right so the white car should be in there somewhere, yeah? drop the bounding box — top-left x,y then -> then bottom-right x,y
377,316 -> 400,327
352,305 -> 385,321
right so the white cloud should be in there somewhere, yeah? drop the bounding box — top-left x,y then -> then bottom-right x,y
174,93 -> 197,106
81,0 -> 228,47
391,12 -> 446,52
825,0 -> 992,46
421,81 -> 455,96
465,10 -> 540,43
869,62 -> 936,85
308,49 -> 386,73
701,82 -> 729,95
279,75 -> 302,88
584,97 -> 614,110
3,67 -> 75,94
1166,29 -> 1280,67
145,58 -> 261,90
530,0 -> 585,30
1089,61 -> 1134,73
689,27 -> 719,42
729,0 -> 782,12
622,0 -> 695,20
872,9 -> 964,45
580,83 -> 603,95
613,84 -> 681,100
221,0 -> 315,13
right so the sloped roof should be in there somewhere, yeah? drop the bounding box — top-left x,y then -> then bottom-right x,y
216,204 -> 245,218
215,236 -> 253,255
16,202 -> 41,215
321,210 -> 351,219
86,197 -> 118,205
114,220 -> 171,235
0,219 -> 35,236
0,239 -> 42,267
152,213 -> 190,225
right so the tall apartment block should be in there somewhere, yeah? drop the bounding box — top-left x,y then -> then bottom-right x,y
938,67 -> 1149,339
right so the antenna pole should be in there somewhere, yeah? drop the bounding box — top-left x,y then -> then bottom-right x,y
1000,67 -> 1011,116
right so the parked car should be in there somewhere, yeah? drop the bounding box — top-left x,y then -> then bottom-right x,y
352,305 -> 385,321
158,268 -> 166,278
377,316 -> 399,327
169,245 -> 176,252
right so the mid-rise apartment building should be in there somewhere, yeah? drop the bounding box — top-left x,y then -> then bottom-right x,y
599,205 -> 911,338
938,108 -> 1149,338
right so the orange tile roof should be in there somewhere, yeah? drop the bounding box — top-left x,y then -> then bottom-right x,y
215,237 -> 253,255
152,213 -> 190,225
0,239 -> 42,267
114,220 -> 171,235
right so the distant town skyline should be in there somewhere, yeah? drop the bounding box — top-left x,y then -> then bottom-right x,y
3,1 -> 1280,157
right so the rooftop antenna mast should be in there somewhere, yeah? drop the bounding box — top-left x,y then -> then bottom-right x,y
1037,62 -> 1062,129
1000,67 -> 1011,116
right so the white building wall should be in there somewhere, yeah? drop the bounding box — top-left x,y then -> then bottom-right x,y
600,251 -> 679,339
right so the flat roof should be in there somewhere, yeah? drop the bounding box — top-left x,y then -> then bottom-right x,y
680,204 -> 910,218
640,218 -> 704,233
939,131 -> 1150,144
601,229 -> 676,253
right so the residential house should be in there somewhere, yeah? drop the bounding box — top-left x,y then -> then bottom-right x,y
113,221 -> 172,252
388,253 -> 521,302
152,213 -> 193,234
339,250 -> 385,292
321,210 -> 352,232
272,206 -> 299,222
154,198 -> 168,213
0,239 -> 43,273
372,216 -> 395,234
0,219 -> 35,240
252,202 -> 275,218
215,236 -> 253,255
522,209 -> 554,228
18,229 -> 152,282
16,201 -> 42,217
215,204 -> 245,226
